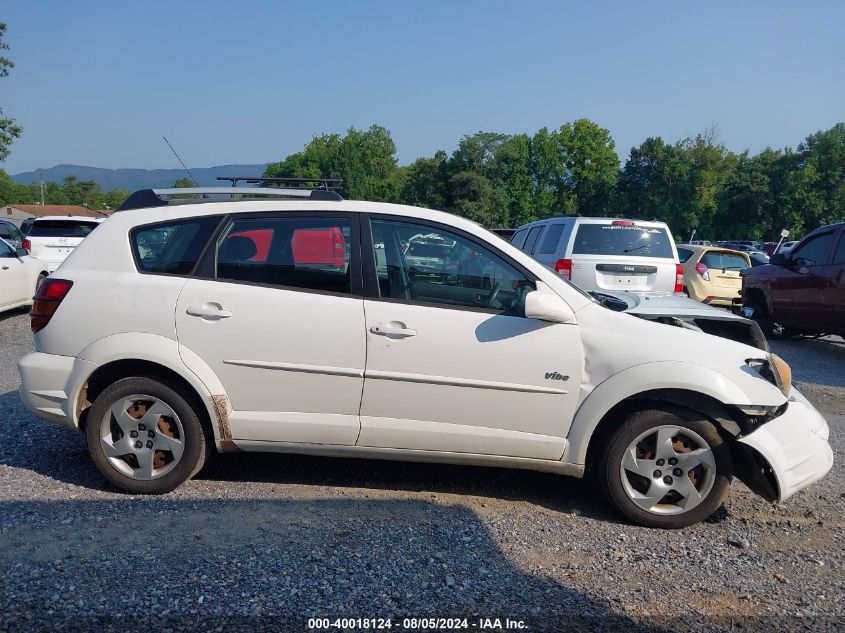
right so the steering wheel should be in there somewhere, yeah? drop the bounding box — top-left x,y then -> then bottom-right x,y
486,281 -> 503,308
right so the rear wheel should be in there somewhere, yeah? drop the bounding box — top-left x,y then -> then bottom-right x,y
745,294 -> 774,336
85,377 -> 209,494
599,407 -> 732,528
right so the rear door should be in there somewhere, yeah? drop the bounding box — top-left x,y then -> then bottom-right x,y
174,211 -> 366,445
566,220 -> 679,292
26,219 -> 100,270
0,239 -> 30,307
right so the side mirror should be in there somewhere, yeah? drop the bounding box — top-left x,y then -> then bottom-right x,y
769,253 -> 787,266
524,287 -> 576,324
16,247 -> 29,258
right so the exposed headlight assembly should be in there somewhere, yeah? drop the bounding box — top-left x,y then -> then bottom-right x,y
747,354 -> 792,397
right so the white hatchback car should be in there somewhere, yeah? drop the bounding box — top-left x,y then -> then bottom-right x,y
17,186 -> 833,528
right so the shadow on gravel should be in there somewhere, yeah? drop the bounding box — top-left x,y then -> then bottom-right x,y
0,498 -> 666,632
0,389 -> 622,525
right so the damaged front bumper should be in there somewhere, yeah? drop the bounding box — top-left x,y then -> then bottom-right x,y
736,386 -> 833,502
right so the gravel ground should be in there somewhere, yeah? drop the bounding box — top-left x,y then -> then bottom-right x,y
1,310 -> 843,632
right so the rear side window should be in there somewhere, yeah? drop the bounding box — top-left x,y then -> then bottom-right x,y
132,217 -> 220,275
29,220 -> 100,237
539,224 -> 565,254
522,226 -> 544,253
791,232 -> 834,267
510,228 -> 529,248
677,247 -> 693,263
216,216 -> 352,294
701,251 -> 749,270
572,224 -> 674,258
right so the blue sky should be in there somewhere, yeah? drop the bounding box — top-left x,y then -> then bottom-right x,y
3,1 -> 844,174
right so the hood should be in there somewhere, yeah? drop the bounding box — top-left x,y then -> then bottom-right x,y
589,290 -> 768,351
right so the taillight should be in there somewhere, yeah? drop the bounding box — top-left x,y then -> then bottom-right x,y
554,258 -> 573,280
31,278 -> 73,333
694,262 -> 710,281
674,263 -> 685,293
22,238 -> 31,251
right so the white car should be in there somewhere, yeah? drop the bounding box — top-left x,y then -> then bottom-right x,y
23,215 -> 104,273
17,186 -> 833,528
0,237 -> 48,314
511,217 -> 683,294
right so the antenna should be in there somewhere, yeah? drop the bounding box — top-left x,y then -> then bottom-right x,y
162,136 -> 198,186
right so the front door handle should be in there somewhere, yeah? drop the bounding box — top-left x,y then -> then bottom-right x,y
370,323 -> 417,338
186,303 -> 233,319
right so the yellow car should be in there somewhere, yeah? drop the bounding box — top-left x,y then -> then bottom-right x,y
676,244 -> 751,306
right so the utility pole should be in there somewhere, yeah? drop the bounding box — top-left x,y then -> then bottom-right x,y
39,168 -> 45,205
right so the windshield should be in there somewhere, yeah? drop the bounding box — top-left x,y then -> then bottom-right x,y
29,220 -> 100,238
572,224 -> 674,258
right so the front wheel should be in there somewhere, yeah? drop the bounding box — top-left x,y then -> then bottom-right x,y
85,377 -> 209,494
599,407 -> 732,528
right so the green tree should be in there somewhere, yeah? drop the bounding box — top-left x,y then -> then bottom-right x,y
172,177 -> 194,188
0,23 -> 22,163
558,119 -> 619,216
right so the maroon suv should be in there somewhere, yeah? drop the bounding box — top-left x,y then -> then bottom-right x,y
740,221 -> 845,337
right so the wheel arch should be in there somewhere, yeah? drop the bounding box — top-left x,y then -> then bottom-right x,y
564,361 -> 752,468
72,333 -> 234,451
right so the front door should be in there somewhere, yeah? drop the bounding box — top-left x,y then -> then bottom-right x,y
0,240 -> 29,307
358,217 -> 583,460
175,212 -> 365,445
771,231 -> 835,330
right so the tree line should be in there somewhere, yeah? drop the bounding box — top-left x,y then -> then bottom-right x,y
264,121 -> 845,241
1,120 -> 842,242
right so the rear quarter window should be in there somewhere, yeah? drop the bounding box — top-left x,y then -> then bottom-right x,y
131,216 -> 220,275
677,247 -> 694,263
572,224 -> 675,258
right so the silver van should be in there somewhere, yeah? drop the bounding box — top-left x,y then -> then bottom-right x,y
511,217 -> 683,293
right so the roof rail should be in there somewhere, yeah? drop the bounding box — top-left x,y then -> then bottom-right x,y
116,185 -> 344,211
216,176 -> 342,190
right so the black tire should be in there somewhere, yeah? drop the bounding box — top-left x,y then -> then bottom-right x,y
599,406 -> 732,529
747,294 -> 774,337
85,376 -> 209,494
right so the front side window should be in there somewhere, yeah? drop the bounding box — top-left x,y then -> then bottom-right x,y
791,233 -> 834,267
371,219 -> 534,312
216,216 -> 352,294
833,233 -> 845,264
0,239 -> 14,257
132,216 -> 220,275
510,228 -> 529,248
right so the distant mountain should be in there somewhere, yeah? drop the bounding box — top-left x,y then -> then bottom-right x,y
11,163 -> 271,191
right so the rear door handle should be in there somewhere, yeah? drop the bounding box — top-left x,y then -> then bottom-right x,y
186,303 -> 233,319
370,323 -> 417,338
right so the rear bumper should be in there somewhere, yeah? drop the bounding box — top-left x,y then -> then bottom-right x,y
737,386 -> 833,502
17,351 -> 94,431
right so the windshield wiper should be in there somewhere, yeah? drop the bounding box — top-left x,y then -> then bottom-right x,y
623,245 -> 650,253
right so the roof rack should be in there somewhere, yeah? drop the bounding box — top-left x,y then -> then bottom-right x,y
116,180 -> 344,212
216,176 -> 342,190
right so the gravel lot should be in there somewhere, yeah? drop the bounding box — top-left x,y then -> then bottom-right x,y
1,310 -> 843,632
